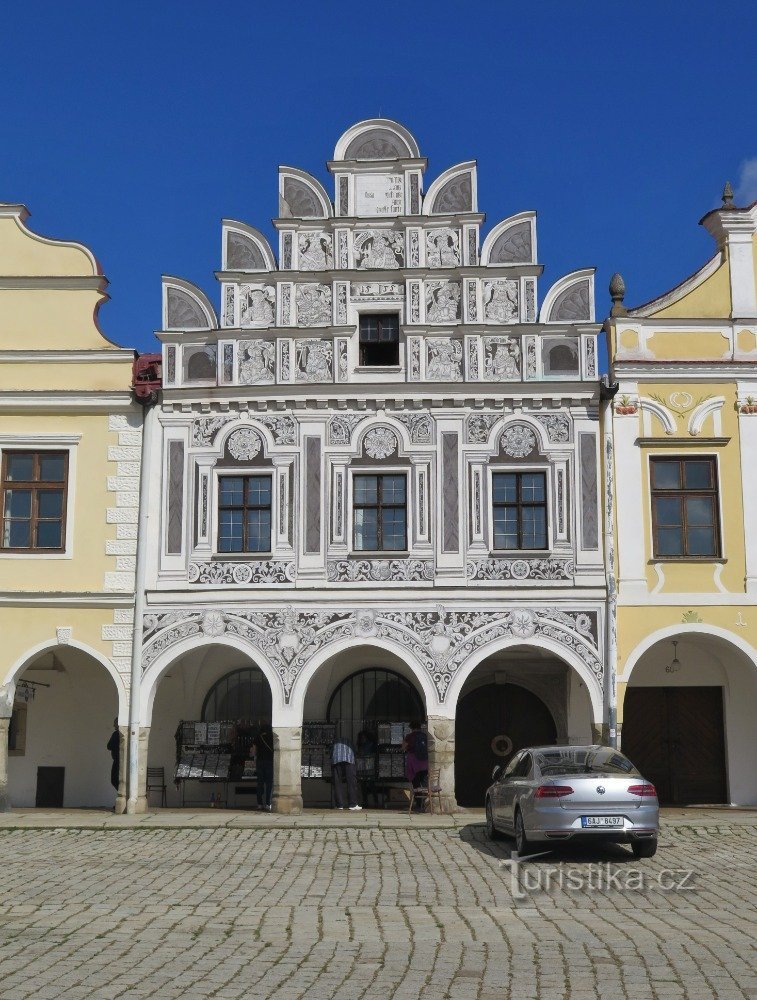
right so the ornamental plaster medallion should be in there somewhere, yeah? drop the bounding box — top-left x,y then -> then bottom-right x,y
509,561 -> 531,581
500,424 -> 536,458
228,428 -> 262,461
509,608 -> 536,637
56,627 -> 72,645
364,427 -> 397,459
201,611 -> 226,637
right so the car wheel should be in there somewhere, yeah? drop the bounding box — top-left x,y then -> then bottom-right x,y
514,809 -> 530,856
486,799 -> 503,840
631,838 -> 658,859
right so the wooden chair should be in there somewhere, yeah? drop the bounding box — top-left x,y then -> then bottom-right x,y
407,768 -> 443,815
146,767 -> 167,807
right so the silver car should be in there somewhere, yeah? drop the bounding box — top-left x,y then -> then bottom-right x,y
485,745 -> 659,858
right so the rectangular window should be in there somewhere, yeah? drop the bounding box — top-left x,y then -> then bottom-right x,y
359,314 -> 400,367
1,451 -> 68,552
353,474 -> 407,551
218,475 -> 272,553
651,457 -> 720,558
492,471 -> 548,550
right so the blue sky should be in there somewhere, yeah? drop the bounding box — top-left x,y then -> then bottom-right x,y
3,1 -> 756,355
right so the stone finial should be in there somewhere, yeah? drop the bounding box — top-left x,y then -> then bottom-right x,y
722,181 -> 735,208
609,272 -> 627,316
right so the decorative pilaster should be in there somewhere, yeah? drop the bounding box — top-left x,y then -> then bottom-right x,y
131,726 -> 150,814
0,718 -> 10,813
427,716 -> 458,813
272,726 -> 303,814
115,725 -> 128,814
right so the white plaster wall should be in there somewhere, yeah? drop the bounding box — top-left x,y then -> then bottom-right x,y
566,672 -> 595,744
8,657 -> 118,808
627,637 -> 757,806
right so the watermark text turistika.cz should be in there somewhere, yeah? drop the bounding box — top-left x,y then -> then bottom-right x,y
500,852 -> 696,900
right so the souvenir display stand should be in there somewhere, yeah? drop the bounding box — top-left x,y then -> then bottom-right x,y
174,720 -> 261,807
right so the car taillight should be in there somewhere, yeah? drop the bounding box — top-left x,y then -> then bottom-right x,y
534,785 -> 574,798
628,783 -> 657,797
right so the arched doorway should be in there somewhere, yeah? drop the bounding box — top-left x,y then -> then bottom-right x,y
620,629 -> 757,806
327,667 -> 424,745
6,645 -> 121,808
456,683 -> 556,807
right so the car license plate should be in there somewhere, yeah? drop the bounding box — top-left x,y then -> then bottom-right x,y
581,816 -> 623,828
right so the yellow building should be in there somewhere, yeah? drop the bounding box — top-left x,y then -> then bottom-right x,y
606,188 -> 757,806
0,204 -> 140,811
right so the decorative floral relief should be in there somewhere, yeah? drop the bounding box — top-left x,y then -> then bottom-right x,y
410,283 -> 421,323
426,281 -> 461,322
280,285 -> 291,326
142,604 -> 602,703
256,414 -> 297,446
467,558 -> 575,582
500,424 -> 536,458
408,339 -> 421,379
296,283 -> 332,326
238,340 -> 275,384
467,229 -> 477,266
296,340 -> 332,383
298,232 -> 333,270
484,279 -> 519,323
426,228 -> 460,268
329,414 -> 364,445
426,338 -> 462,381
467,281 -> 478,322
535,413 -> 571,443
526,338 -> 537,378
585,337 -> 597,378
224,285 -> 235,326
395,413 -> 432,444
409,230 -> 420,267
338,230 -> 349,268
525,280 -> 536,323
280,340 -> 291,380
223,344 -> 234,382
468,340 -> 480,380
337,339 -> 349,382
355,230 -> 404,269
227,428 -> 262,460
188,561 -> 295,585
192,415 -> 236,447
467,413 -> 498,444
282,234 -> 293,271
327,559 -> 434,583
364,427 -> 397,459
483,336 -> 521,381
336,284 -> 348,324
240,285 -> 275,327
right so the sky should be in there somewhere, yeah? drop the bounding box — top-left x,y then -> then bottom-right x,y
3,1 -> 757,357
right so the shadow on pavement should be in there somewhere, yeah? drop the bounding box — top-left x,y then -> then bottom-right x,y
457,822 -> 638,865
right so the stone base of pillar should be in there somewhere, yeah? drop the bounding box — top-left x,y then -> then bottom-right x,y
0,717 -> 9,813
127,725 -> 150,814
427,715 -> 460,814
273,726 -> 303,815
114,724 -> 129,814
591,722 -> 610,745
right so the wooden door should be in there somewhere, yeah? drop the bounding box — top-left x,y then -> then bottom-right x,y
623,687 -> 727,805
36,766 -> 65,807
455,683 -> 557,808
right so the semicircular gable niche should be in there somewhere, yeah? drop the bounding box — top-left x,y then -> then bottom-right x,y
278,168 -> 332,219
539,269 -> 595,323
162,276 -> 218,330
424,162 -> 476,215
222,221 -> 276,271
334,119 -> 420,161
481,212 -> 537,265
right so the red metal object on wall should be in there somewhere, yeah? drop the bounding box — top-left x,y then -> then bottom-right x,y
132,352 -> 162,406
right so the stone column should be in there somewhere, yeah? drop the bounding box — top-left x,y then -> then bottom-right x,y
427,716 -> 458,813
132,726 -> 150,814
114,725 -> 129,815
0,717 -> 10,813
272,726 -> 303,814
591,722 -> 610,745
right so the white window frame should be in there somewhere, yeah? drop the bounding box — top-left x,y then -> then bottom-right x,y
487,463 -> 553,555
212,466 -> 276,558
349,466 -> 411,556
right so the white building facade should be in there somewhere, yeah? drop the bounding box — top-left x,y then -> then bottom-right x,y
135,120 -> 607,812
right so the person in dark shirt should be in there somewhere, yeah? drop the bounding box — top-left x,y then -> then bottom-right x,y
107,719 -> 120,792
253,725 -> 275,811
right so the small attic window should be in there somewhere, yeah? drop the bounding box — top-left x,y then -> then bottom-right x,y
184,345 -> 217,382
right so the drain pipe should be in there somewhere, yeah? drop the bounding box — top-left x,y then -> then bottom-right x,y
601,362 -> 620,749
126,387 -> 158,814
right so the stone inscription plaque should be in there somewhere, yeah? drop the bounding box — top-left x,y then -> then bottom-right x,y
355,174 -> 404,216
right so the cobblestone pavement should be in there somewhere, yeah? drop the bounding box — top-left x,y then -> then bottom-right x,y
0,813 -> 755,999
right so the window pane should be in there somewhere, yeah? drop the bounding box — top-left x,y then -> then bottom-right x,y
246,510 -> 271,552
522,507 -> 547,548
652,461 -> 681,489
687,527 -> 716,556
39,454 -> 66,482
3,519 -> 30,547
246,476 -> 271,507
359,317 -> 379,343
656,527 -> 683,556
354,476 -> 378,504
38,490 -> 63,519
684,460 -> 714,490
686,496 -> 714,527
354,508 -> 378,550
381,509 -> 406,550
382,475 -> 405,504
520,474 -> 545,503
379,316 -> 399,342
492,474 -> 517,503
219,477 -> 244,507
493,508 -> 518,549
654,496 -> 682,527
218,510 -> 243,552
4,489 -> 31,518
36,520 -> 62,548
6,454 -> 33,481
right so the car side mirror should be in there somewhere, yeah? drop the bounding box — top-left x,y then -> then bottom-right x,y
492,765 -> 503,783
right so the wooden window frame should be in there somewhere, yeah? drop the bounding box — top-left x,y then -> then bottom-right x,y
358,314 -> 400,367
217,473 -> 273,554
1,450 -> 69,553
650,456 -> 721,559
353,473 -> 408,553
491,470 -> 548,552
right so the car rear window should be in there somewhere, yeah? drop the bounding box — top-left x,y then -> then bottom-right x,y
535,748 -> 639,777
